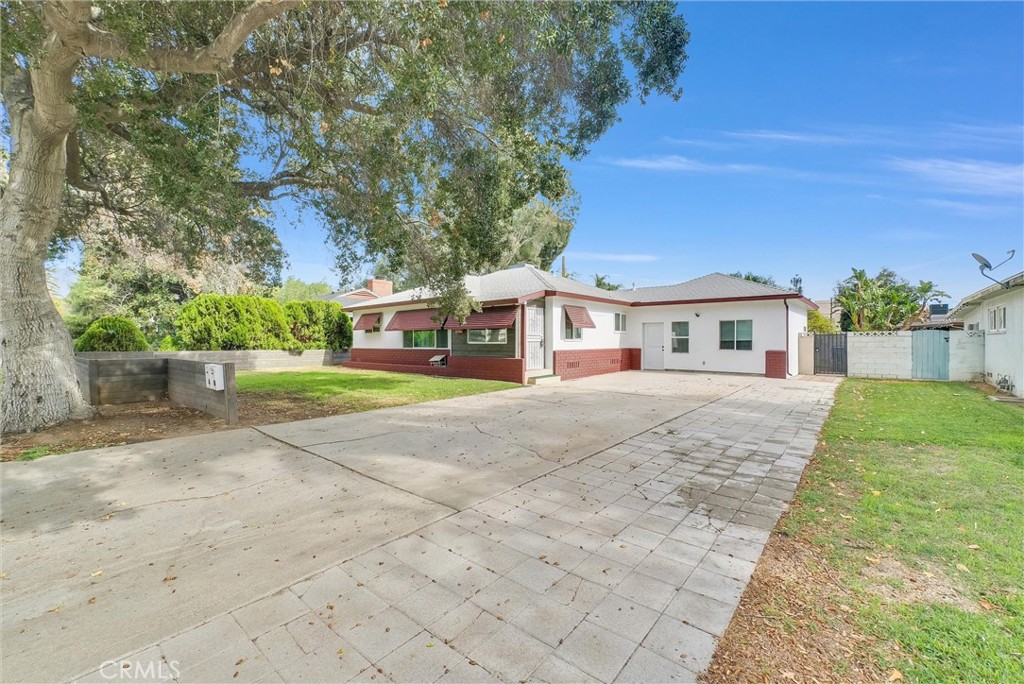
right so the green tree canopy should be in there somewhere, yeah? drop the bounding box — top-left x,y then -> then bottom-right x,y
835,268 -> 949,331
728,272 -> 781,288
270,277 -> 333,305
806,309 -> 838,334
593,274 -> 622,291
0,0 -> 689,431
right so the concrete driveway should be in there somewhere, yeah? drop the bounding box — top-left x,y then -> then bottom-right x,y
1,372 -> 837,683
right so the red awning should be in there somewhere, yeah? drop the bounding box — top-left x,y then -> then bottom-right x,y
385,308 -> 442,331
353,313 -> 381,331
444,306 -> 518,330
563,305 -> 596,328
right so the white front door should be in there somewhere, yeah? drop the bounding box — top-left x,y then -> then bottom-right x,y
643,322 -> 665,370
526,304 -> 545,370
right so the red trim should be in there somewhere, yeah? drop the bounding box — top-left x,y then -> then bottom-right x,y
349,289 -> 816,312
630,293 -> 818,309
385,309 -> 442,331
353,313 -> 381,331
563,305 -> 597,329
443,306 -> 517,330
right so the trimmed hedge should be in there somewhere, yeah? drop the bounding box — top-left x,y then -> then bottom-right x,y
284,300 -> 352,350
175,294 -> 299,351
74,316 -> 151,352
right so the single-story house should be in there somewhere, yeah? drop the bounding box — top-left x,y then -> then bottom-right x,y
344,265 -> 817,385
948,271 -> 1023,397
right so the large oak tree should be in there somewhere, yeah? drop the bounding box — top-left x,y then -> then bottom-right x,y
0,0 -> 688,432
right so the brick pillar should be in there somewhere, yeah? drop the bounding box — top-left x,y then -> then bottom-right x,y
765,350 -> 787,379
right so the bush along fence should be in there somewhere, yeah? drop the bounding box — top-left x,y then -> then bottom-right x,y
798,330 -> 985,381
75,357 -> 238,424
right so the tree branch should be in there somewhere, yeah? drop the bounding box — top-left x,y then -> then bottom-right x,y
45,0 -> 302,75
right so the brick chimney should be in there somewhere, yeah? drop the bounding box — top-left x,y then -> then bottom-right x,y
366,278 -> 393,297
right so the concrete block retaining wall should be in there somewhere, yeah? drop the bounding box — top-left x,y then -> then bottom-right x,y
75,357 -> 238,423
167,359 -> 238,424
77,349 -> 345,371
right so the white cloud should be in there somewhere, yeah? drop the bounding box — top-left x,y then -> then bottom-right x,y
605,155 -> 768,174
886,158 -> 1024,196
565,252 -> 660,263
724,129 -> 852,145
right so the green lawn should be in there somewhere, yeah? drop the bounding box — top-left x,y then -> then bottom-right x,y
236,367 -> 519,412
785,380 -> 1024,682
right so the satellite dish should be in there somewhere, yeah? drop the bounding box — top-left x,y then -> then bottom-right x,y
971,250 -> 1016,289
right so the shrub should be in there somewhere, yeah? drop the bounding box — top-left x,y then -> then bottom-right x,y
807,309 -> 839,334
73,316 -> 151,352
157,335 -> 178,351
283,300 -> 353,350
174,294 -> 299,350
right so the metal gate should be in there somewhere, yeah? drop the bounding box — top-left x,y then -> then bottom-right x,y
912,330 -> 949,380
814,333 -> 847,375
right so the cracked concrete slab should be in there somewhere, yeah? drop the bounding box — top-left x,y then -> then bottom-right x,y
263,383 -> 707,510
1,429 -> 451,683
2,371 -> 839,684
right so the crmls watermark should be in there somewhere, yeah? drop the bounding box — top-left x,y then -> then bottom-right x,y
98,660 -> 180,680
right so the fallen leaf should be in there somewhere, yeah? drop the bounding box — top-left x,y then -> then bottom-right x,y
889,669 -> 904,681
269,66 -> 283,76
814,506 -> 826,513
966,544 -> 980,551
871,490 -> 881,497
979,600 -> 995,611
426,642 -> 435,648
163,575 -> 177,582
87,597 -> 97,605
0,573 -> 8,579
955,563 -> 971,573
337,649 -> 345,655
865,555 -> 881,564
91,570 -> 103,577
840,514 -> 855,520
235,658 -> 245,666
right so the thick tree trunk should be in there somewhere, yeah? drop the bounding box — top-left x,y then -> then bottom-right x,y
1,54 -> 96,433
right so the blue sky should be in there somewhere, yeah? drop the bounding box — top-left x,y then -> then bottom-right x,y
279,1 -> 1023,303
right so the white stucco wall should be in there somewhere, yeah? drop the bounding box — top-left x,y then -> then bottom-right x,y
962,287 -> 1024,396
351,306 -> 450,350
847,333 -> 913,379
625,299 -> 791,375
545,297 -> 630,366
788,304 -> 809,374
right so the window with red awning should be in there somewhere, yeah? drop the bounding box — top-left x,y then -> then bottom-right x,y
385,309 -> 443,331
563,305 -> 596,328
443,306 -> 518,330
353,313 -> 381,331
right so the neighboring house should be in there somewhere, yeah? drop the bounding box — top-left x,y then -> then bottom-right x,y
345,264 -> 816,384
948,271 -> 1024,397
322,278 -> 393,310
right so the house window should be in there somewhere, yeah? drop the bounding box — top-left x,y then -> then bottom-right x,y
467,328 -> 508,344
988,306 -> 1007,332
967,322 -> 980,331
402,329 -> 449,348
368,322 -> 380,333
614,313 -> 627,333
720,320 -> 753,350
671,321 -> 690,353
564,312 -> 582,340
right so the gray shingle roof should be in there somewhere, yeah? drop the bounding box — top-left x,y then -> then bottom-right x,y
347,265 -> 801,310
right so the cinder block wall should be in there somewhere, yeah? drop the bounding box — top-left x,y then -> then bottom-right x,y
77,349 -> 343,371
847,332 -> 913,379
167,359 -> 238,424
948,331 -> 985,382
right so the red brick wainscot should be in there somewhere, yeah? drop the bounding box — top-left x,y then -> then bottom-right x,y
764,350 -> 788,379
345,348 -> 525,384
553,348 -> 642,381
